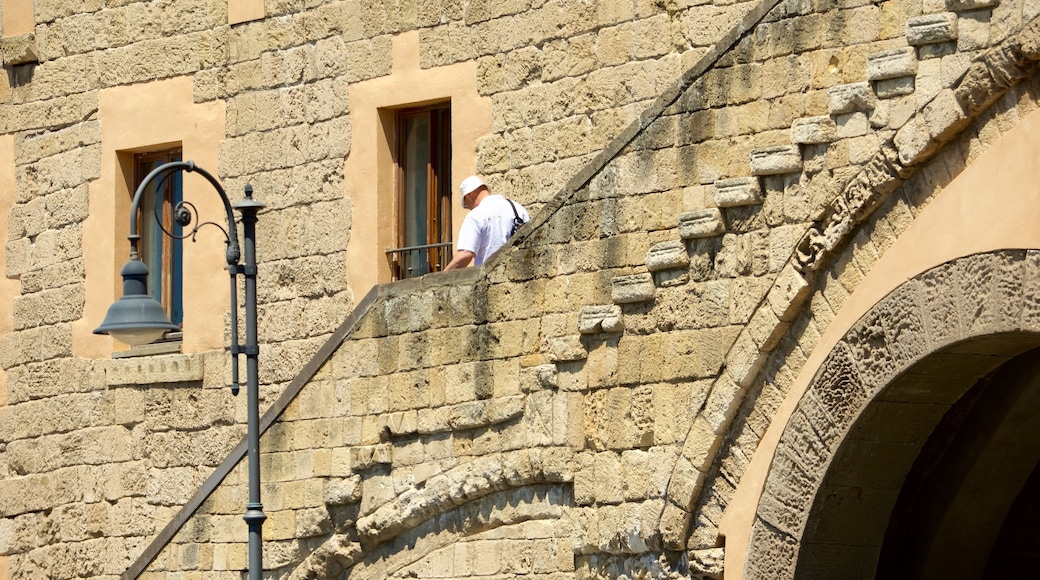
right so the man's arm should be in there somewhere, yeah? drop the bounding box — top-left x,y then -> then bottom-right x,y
444,250 -> 475,271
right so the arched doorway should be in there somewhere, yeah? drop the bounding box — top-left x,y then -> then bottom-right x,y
744,250 -> 1040,579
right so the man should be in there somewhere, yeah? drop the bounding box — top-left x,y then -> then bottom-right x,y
444,175 -> 529,270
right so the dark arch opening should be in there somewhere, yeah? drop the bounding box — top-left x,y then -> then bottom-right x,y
875,346 -> 1040,579
795,336 -> 1040,579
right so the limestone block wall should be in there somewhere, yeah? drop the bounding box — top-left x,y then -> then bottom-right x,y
129,0 -> 1040,576
0,0 -> 768,578
2,0 -> 1040,577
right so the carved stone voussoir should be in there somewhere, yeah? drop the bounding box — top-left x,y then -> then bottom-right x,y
578,305 -> 623,334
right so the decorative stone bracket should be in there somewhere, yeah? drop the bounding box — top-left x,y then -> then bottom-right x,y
578,305 -> 624,334
612,273 -> 656,304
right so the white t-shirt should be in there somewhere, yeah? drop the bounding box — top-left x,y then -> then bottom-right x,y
456,195 -> 530,265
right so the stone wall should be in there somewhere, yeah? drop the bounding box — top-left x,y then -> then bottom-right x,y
0,0 -> 764,578
1,0 -> 1040,578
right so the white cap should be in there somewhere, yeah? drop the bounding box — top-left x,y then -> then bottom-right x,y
460,175 -> 486,196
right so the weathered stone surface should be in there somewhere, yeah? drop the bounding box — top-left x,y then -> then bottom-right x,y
791,116 -> 837,144
1,34 -> 38,66
646,240 -> 690,272
906,13 -> 958,46
104,354 -> 205,386
611,273 -> 656,304
866,47 -> 918,81
549,335 -> 588,362
829,82 -> 877,115
578,305 -> 623,334
749,146 -> 803,176
7,0 -> 1040,575
678,208 -> 725,239
945,0 -> 999,9
714,177 -> 763,206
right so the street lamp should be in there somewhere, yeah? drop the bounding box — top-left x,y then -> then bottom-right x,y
94,161 -> 267,580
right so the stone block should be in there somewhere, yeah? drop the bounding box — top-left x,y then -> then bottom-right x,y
906,13 -> 958,45
876,77 -> 916,99
945,0 -> 998,9
829,82 -> 877,114
549,335 -> 587,362
104,354 -> 205,386
646,240 -> 689,272
749,146 -> 802,176
866,47 -> 917,81
350,444 -> 392,472
578,305 -> 623,334
922,88 -> 970,143
714,177 -> 764,206
611,273 -> 655,304
791,116 -> 837,144
521,364 -> 558,392
768,264 -> 811,322
894,116 -> 938,165
678,208 -> 725,240
1,33 -> 38,66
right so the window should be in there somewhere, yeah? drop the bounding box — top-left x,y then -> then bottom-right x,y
134,149 -> 184,329
387,103 -> 452,280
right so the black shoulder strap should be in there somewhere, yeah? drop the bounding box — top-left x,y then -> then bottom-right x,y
507,199 -> 523,222
507,199 -> 525,236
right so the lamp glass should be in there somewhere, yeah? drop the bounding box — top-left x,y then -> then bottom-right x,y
109,327 -> 169,347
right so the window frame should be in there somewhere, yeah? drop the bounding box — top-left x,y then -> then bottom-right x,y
389,102 -> 453,280
133,148 -> 184,332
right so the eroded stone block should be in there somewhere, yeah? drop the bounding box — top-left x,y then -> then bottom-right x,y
647,240 -> 689,272
612,273 -> 656,304
350,443 -> 392,472
946,0 -> 998,10
907,13 -> 958,45
1,33 -> 38,66
714,177 -> 763,207
105,354 -> 204,386
550,335 -> 587,361
521,364 -> 558,392
791,115 -> 837,144
679,208 -> 725,239
578,305 -> 623,334
866,47 -> 918,81
749,146 -> 803,176
829,82 -> 877,115
876,77 -> 916,99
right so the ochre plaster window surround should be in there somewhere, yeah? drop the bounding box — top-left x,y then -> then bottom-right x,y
77,76 -> 226,358
387,102 -> 453,280
2,0 -> 33,36
228,0 -> 264,25
344,30 -> 492,295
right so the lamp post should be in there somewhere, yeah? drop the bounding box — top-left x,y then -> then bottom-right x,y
94,161 -> 266,580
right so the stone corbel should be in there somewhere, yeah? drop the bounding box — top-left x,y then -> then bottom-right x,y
578,305 -> 624,334
1,33 -> 38,66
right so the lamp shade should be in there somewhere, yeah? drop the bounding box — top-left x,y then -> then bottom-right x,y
94,258 -> 180,346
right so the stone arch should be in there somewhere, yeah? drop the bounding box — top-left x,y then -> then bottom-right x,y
745,250 -> 1040,578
